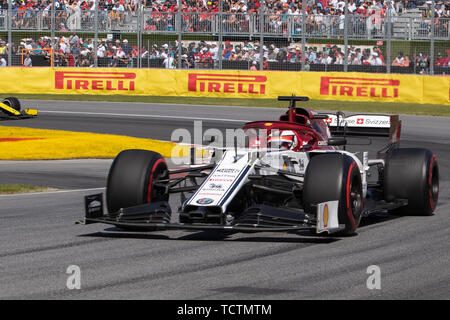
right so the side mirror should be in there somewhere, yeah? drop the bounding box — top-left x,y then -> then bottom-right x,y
328,137 -> 347,146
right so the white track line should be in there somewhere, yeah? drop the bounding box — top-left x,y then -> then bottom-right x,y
0,187 -> 105,197
39,110 -> 249,123
24,99 -> 285,110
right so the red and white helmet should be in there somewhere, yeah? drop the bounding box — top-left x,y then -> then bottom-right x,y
268,130 -> 298,150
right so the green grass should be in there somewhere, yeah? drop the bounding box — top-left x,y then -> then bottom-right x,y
1,94 -> 449,117
0,184 -> 55,194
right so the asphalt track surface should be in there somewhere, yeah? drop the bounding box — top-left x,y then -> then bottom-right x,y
0,100 -> 449,299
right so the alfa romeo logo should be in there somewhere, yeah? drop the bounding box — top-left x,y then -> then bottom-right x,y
196,198 -> 214,205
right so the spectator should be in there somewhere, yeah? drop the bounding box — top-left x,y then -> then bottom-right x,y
402,54 -> 412,67
443,50 -> 450,67
122,39 -> 132,55
392,52 -> 405,66
116,46 -> 127,64
108,45 -> 119,67
370,51 -> 383,66
210,43 -> 219,62
97,41 -> 106,58
0,40 -> 7,55
69,32 -> 79,46
435,52 -> 445,67
322,51 -> 333,64
181,54 -> 191,68
199,47 -> 213,68
66,50 -> 76,67
306,47 -> 317,64
141,46 -> 149,58
263,56 -> 269,70
373,46 -> 385,64
163,52 -> 175,68
71,42 -> 81,56
116,1 -> 125,25
362,54 -> 371,66
23,52 -> 32,66
267,44 -> 278,61
80,45 -> 90,57
109,7 -> 120,28
415,53 -> 430,73
24,38 -> 33,51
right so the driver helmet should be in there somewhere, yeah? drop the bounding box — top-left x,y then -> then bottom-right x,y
268,130 -> 298,150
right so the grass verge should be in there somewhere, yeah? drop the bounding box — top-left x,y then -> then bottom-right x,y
1,94 -> 448,117
0,184 -> 55,194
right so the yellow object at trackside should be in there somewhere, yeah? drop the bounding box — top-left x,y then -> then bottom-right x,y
0,126 -> 182,160
23,108 -> 38,116
0,101 -> 21,116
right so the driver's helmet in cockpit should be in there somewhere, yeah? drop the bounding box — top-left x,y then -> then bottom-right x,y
267,130 -> 298,150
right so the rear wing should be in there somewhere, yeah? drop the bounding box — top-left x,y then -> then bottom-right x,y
278,96 -> 310,123
324,113 -> 399,137
277,96 -> 310,102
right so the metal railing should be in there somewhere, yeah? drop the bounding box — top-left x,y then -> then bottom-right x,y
0,0 -> 448,75
3,9 -> 448,41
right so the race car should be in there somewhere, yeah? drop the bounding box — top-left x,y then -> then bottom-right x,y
0,97 -> 38,120
82,96 -> 439,236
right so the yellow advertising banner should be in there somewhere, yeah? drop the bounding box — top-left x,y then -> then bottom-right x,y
0,67 -> 448,105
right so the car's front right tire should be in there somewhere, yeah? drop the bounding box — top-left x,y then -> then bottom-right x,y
303,153 -> 363,236
106,149 -> 169,215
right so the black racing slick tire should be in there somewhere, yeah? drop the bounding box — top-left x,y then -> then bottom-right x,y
1,97 -> 21,114
384,148 -> 439,216
303,153 -> 363,236
106,149 -> 169,215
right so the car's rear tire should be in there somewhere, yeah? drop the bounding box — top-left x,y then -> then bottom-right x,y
303,153 -> 363,236
2,97 -> 21,114
106,149 -> 169,216
384,148 -> 439,216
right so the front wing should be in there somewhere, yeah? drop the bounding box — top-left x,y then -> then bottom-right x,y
81,194 -> 345,234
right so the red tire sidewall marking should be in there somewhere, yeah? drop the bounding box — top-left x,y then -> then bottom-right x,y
147,158 -> 166,203
428,154 -> 437,211
346,162 -> 357,231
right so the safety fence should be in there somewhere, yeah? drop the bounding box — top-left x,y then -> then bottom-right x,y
1,9 -> 450,40
0,1 -> 449,75
0,67 -> 448,105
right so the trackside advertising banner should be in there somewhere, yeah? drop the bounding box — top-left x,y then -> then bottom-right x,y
0,68 -> 448,105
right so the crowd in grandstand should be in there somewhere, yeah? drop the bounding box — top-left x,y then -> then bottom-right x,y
146,40 -> 450,72
0,0 -> 448,71
0,0 -> 448,33
1,34 -> 448,73
144,0 -> 449,15
144,0 -> 450,36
